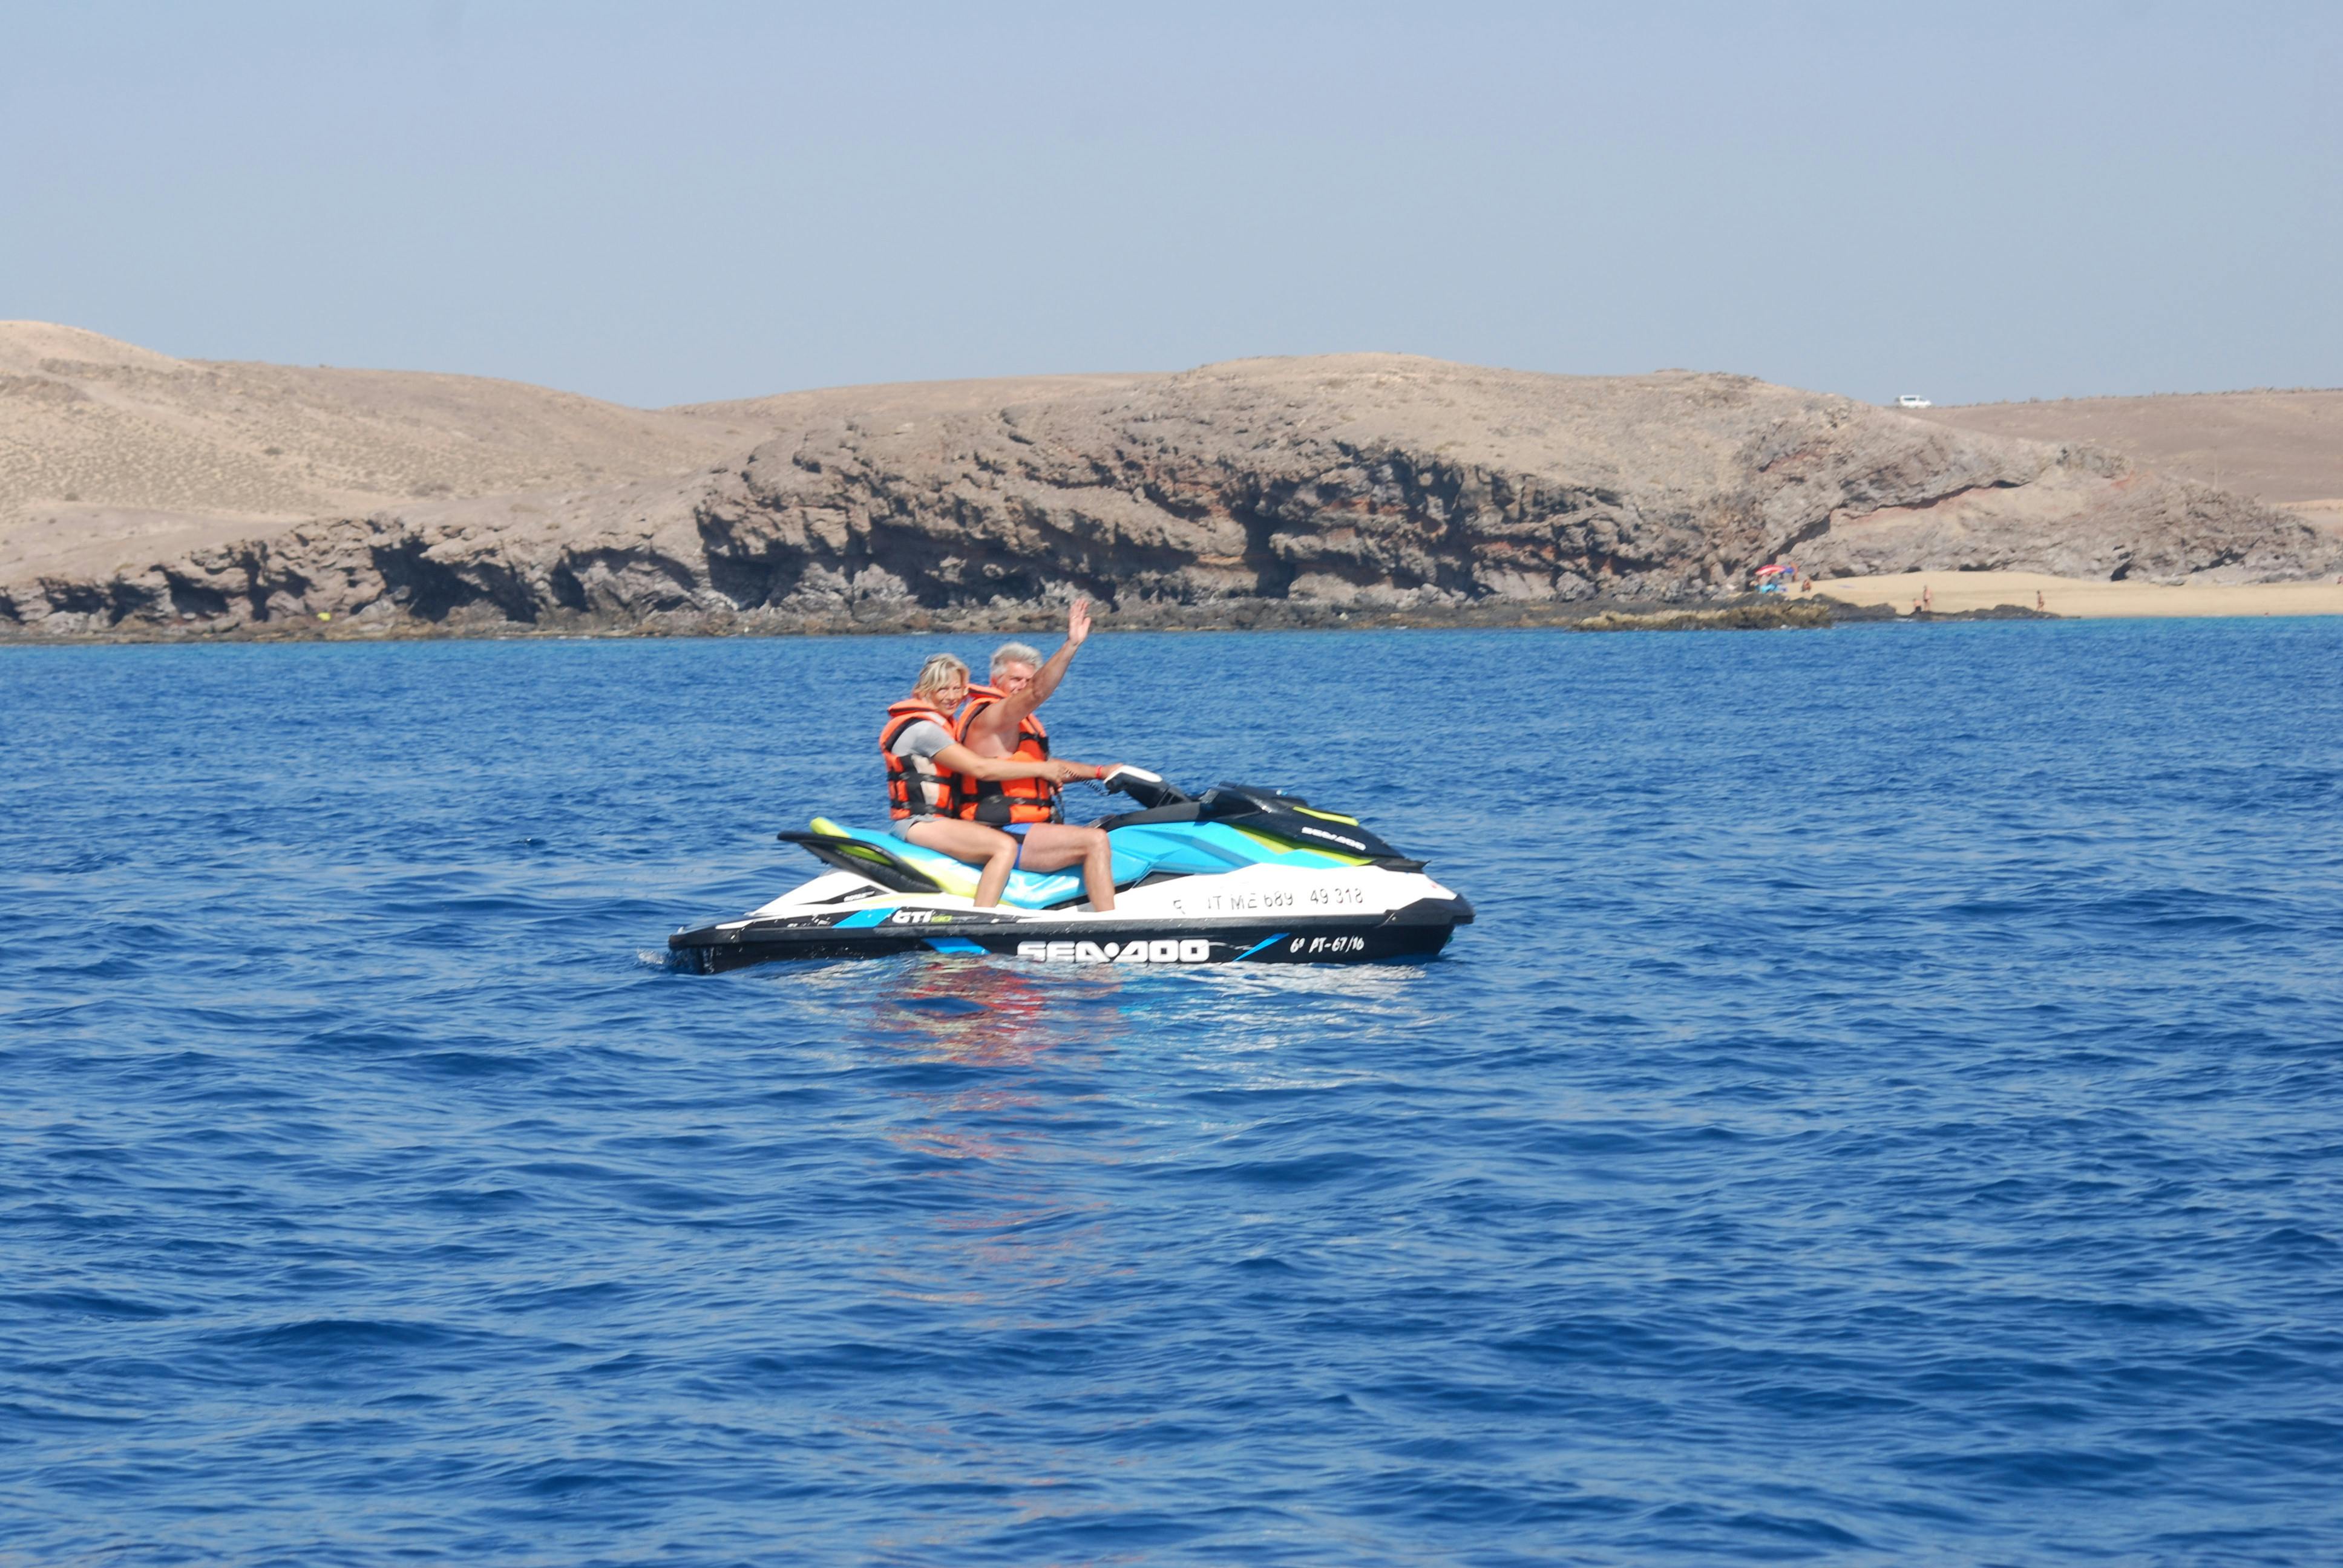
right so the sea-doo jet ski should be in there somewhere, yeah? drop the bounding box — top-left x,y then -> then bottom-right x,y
668,767 -> 1472,972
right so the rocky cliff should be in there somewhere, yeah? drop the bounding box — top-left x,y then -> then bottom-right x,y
4,335 -> 2333,639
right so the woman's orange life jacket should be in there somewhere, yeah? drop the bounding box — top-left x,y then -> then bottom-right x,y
952,684 -> 1063,826
880,698 -> 961,820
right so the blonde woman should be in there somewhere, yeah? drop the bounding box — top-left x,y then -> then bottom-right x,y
880,652 -> 1116,909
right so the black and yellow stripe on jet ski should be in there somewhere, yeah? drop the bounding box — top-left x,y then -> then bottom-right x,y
1224,826 -> 1374,866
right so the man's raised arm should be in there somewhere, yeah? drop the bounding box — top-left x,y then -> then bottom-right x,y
968,599 -> 1092,746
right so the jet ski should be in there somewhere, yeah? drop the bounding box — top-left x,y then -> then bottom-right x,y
668,767 -> 1472,972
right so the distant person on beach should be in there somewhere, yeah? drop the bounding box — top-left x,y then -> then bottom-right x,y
879,650 -> 1107,909
2037,590 -> 2046,611
951,599 -> 1124,911
1921,586 -> 1934,613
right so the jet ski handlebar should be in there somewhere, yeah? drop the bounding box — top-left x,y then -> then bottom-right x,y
1096,767 -> 1320,820
1092,769 -> 1411,862
1096,765 -> 1195,809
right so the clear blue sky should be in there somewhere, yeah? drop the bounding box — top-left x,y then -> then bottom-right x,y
6,2 -> 2336,408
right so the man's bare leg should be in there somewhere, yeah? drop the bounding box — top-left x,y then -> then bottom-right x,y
1013,824 -> 1117,912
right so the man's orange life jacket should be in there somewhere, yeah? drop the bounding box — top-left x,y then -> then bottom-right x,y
952,684 -> 1062,826
880,698 -> 960,820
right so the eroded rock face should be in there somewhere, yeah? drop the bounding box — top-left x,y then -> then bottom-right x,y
5,353 -> 2333,638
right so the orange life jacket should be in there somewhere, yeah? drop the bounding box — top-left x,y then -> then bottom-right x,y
952,684 -> 1062,826
880,698 -> 960,820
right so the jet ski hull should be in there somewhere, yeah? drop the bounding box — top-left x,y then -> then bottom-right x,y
669,893 -> 1470,973
670,776 -> 1472,973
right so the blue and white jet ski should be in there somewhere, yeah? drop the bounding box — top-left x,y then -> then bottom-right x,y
668,768 -> 1472,972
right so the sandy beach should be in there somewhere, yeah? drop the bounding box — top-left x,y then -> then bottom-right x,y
1817,570 -> 2343,619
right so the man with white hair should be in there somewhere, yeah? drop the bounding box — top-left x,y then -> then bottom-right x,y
952,598 -> 1122,909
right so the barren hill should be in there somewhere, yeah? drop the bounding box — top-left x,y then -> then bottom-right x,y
3,328 -> 2335,639
1912,390 -> 2343,535
0,322 -> 747,581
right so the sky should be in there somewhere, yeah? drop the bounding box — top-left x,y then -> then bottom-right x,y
5,1 -> 2338,408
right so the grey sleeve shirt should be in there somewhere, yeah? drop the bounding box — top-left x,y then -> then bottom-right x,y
887,719 -> 954,761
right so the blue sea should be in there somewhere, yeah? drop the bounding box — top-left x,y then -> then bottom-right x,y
5,620 -> 2341,1566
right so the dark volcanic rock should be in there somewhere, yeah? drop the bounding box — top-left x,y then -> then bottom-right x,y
1912,603 -> 2063,621
5,353 -> 2334,640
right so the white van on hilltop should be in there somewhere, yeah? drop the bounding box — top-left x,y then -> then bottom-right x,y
1896,394 -> 1933,408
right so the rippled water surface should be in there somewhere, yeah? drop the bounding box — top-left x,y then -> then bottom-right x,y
5,622 -> 2342,1565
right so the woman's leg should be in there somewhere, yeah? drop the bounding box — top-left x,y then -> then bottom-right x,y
1012,824 -> 1117,912
903,818 -> 1020,907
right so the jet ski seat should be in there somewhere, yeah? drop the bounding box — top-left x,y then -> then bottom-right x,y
798,820 -> 1148,909
786,813 -> 1374,911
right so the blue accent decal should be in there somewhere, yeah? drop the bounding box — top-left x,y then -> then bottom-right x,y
925,937 -> 986,955
1233,933 -> 1289,961
1003,869 -> 1085,904
833,906 -> 894,929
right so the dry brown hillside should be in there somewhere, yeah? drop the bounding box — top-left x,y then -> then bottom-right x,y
1913,390 -> 2343,534
0,322 -> 747,581
4,330 -> 2336,639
